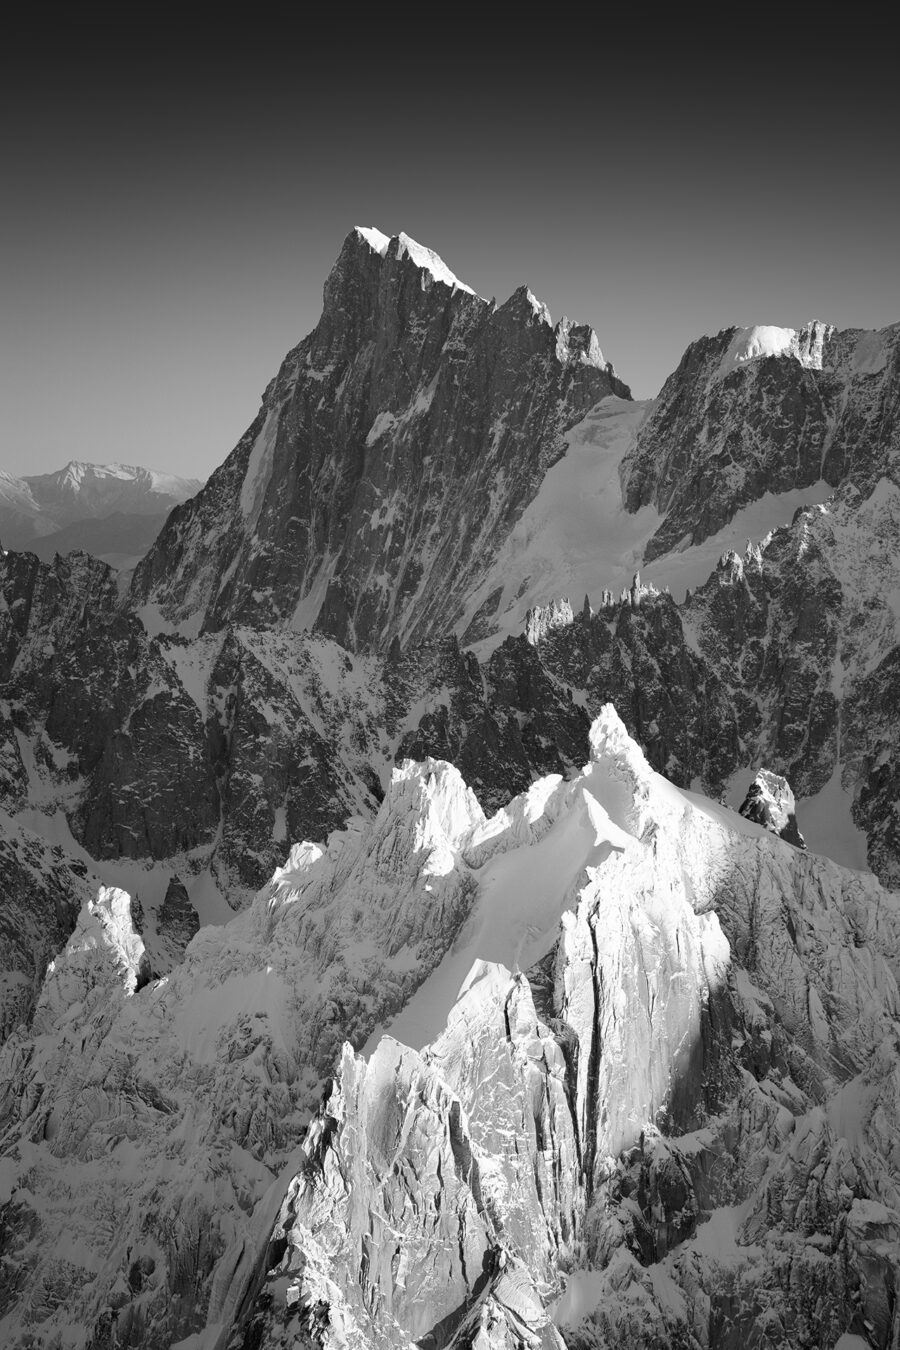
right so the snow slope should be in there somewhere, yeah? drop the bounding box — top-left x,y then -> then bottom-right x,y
460,394 -> 836,656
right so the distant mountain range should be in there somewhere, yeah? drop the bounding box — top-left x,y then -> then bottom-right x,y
0,461 -> 203,569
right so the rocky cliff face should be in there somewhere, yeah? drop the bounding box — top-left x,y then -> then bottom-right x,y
130,228 -> 629,650
621,321 -> 900,560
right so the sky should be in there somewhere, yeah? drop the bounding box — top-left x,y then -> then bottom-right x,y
2,19 -> 897,481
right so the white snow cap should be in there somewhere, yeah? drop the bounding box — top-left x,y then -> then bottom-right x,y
355,226 -> 391,257
717,322 -> 832,380
354,226 -> 477,295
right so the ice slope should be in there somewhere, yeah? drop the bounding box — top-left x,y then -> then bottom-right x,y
2,708 -> 899,1348
459,394 -> 836,656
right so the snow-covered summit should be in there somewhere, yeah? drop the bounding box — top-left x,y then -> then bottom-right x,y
2,708 -> 900,1346
716,321 -> 832,380
354,225 -> 391,256
25,459 -> 203,510
354,224 -> 477,294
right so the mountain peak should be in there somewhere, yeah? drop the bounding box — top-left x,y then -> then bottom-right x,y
354,224 -> 391,256
353,224 -> 478,296
132,227 -> 628,646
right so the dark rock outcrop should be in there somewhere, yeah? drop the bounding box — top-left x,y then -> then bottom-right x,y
156,876 -> 199,952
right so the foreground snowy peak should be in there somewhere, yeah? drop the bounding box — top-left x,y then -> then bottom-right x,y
3,708 -> 900,1348
230,707 -> 900,1350
130,225 -> 629,648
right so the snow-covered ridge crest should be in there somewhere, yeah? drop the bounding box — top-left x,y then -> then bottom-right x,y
717,321 -> 833,380
354,225 -> 391,256
354,224 -> 477,295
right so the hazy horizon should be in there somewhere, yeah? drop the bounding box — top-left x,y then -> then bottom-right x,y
3,20 -> 896,481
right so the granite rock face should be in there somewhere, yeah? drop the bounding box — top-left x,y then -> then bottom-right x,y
130,229 -> 629,650
621,321 -> 900,560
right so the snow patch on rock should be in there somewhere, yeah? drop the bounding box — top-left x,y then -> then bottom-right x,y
239,408 -> 279,522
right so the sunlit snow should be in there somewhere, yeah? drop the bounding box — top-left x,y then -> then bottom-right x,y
355,225 -> 477,295
461,396 -> 837,657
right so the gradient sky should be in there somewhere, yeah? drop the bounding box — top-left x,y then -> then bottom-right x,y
2,19 -> 896,480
